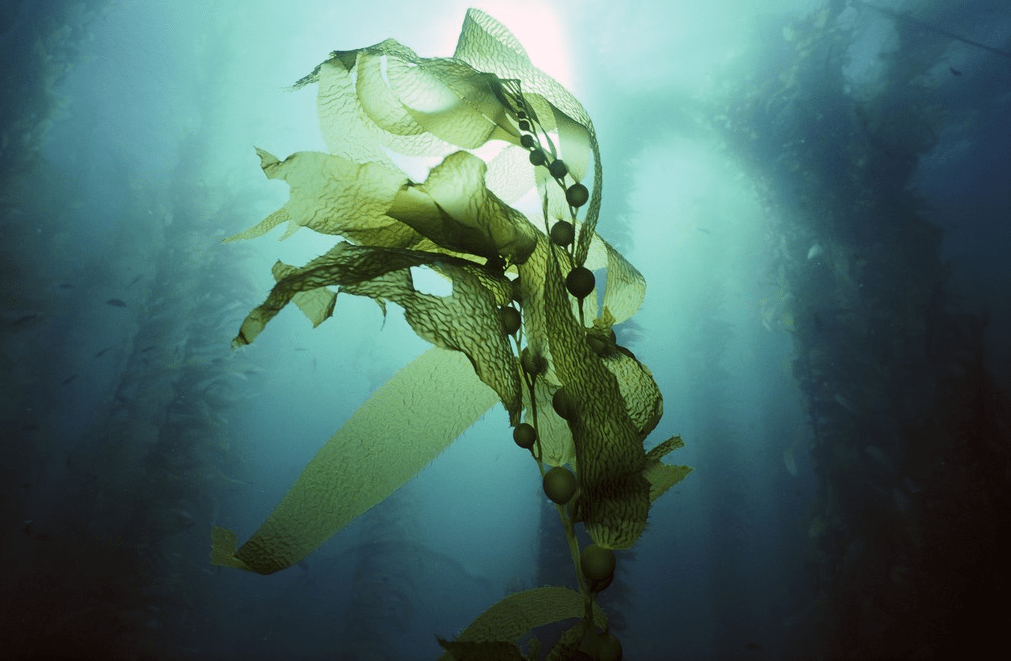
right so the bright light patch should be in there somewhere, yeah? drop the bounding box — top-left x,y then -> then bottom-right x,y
474,2 -> 575,90
410,265 -> 453,297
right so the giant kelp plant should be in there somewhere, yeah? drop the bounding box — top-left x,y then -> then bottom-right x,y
210,9 -> 690,659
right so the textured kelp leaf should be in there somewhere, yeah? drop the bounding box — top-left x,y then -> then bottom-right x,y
386,150 -> 538,265
437,640 -> 524,661
590,235 -> 647,324
315,48 -> 409,164
211,347 -> 498,574
231,241 -> 522,421
522,325 -> 662,471
230,242 -> 432,347
299,9 -> 602,264
600,348 -> 663,439
354,49 -> 429,139
297,39 -> 454,164
271,261 -> 336,329
223,149 -> 421,247
643,436 -> 693,502
306,37 -> 519,165
545,621 -> 594,661
454,10 -> 591,137
454,9 -> 603,266
230,147 -> 538,268
514,241 -> 565,376
341,255 -> 523,423
540,243 -> 651,549
549,103 -> 591,183
436,587 -> 606,661
516,233 -> 646,386
524,378 -> 576,468
384,56 -> 517,149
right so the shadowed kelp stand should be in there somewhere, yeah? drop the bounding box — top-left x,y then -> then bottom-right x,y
211,9 -> 691,659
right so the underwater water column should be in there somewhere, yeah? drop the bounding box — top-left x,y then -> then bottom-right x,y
610,107 -> 814,654
706,1 -> 1011,655
338,490 -> 420,660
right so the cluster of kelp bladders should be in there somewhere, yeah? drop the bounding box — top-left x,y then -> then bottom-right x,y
212,9 -> 691,660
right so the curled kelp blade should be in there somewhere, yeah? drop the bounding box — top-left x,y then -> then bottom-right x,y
211,347 -> 498,574
383,56 -> 519,150
454,10 -> 592,142
222,149 -> 413,245
342,256 -> 523,423
454,9 -> 602,266
230,242 -> 439,346
437,640 -> 524,661
600,346 -> 663,439
511,234 -> 644,406
522,377 -> 576,469
225,148 -> 538,268
435,586 -> 607,661
588,234 -> 647,325
304,36 -> 521,164
643,436 -> 693,502
386,150 -> 538,265
520,312 -> 663,471
231,242 -> 522,422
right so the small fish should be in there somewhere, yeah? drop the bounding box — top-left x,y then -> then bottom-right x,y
94,347 -> 113,358
949,65 -> 962,76
834,393 -> 856,413
128,274 -> 143,286
140,346 -> 156,353
696,227 -> 712,235
61,374 -> 78,385
58,283 -> 74,289
10,314 -> 39,327
106,298 -> 127,308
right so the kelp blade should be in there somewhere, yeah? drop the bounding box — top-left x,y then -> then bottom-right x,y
211,347 -> 498,574
436,586 -> 607,661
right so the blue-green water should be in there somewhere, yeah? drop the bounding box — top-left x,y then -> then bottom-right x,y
3,1 -> 1009,658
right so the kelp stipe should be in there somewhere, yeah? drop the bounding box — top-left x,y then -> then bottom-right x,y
211,9 -> 692,657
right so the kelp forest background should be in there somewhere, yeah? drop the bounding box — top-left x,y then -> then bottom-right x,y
3,1 -> 1009,659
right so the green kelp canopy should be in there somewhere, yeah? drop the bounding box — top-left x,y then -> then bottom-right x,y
212,8 -> 689,577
